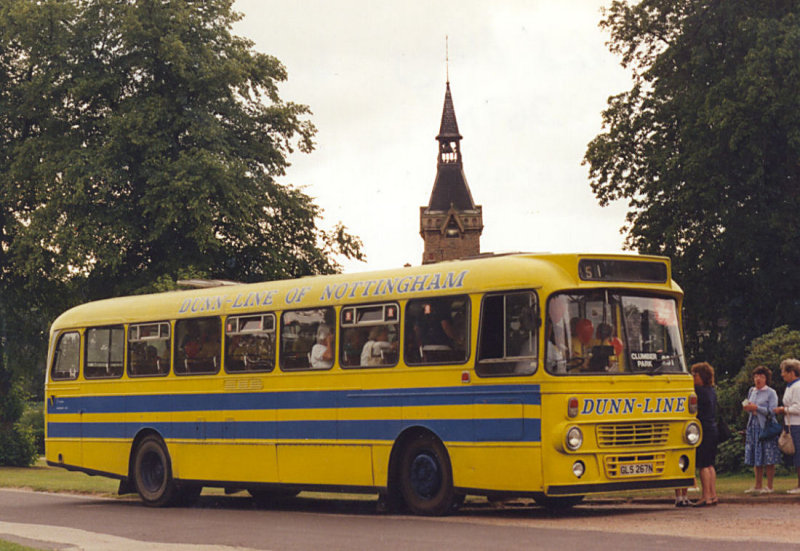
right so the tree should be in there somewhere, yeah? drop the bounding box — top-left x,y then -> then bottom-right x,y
585,0 -> 800,374
0,1 -> 363,398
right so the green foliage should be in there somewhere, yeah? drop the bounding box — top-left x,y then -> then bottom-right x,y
586,1 -> 800,374
714,326 -> 800,473
0,376 -> 25,424
0,379 -> 38,466
18,402 -> 44,456
714,424 -> 745,475
734,325 -> 800,397
0,0 -> 364,399
0,424 -> 37,467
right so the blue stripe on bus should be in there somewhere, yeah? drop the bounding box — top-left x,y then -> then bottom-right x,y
47,417 -> 542,443
46,384 -> 541,415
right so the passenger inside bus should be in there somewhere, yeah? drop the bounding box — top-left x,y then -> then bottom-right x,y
310,324 -> 334,369
176,318 -> 221,374
360,325 -> 398,366
415,299 -> 458,362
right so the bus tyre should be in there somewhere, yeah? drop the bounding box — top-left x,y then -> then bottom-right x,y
133,435 -> 177,507
398,434 -> 455,516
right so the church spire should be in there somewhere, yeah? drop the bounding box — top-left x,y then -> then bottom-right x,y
420,78 -> 483,264
427,81 -> 474,211
436,82 -> 463,164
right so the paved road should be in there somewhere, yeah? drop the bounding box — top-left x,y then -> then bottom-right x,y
1,489 -> 799,551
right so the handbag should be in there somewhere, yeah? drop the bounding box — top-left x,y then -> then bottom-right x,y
778,423 -> 795,455
759,413 -> 783,441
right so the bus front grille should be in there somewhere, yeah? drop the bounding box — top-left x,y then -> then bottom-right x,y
596,422 -> 669,447
604,453 -> 666,478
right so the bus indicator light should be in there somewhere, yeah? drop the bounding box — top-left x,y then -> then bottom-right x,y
567,397 -> 579,418
461,371 -> 471,384
688,394 -> 698,414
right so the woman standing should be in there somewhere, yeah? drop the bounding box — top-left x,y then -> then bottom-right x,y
742,365 -> 780,493
692,362 -> 718,506
774,358 -> 800,493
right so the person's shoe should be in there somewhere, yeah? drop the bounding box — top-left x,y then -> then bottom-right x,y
675,500 -> 690,507
760,487 -> 774,494
744,487 -> 760,494
787,487 -> 800,494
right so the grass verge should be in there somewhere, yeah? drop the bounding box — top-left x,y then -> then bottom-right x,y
0,541 -> 41,551
0,458 -> 118,496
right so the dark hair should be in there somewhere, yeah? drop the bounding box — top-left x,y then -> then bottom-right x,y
691,362 -> 715,386
753,365 -> 771,385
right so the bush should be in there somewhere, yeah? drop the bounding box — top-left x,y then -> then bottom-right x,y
19,402 -> 44,456
0,423 -> 37,466
0,378 -> 39,466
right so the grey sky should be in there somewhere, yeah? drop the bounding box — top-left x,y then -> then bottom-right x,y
233,1 -> 632,272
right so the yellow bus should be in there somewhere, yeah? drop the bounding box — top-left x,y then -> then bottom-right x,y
45,253 -> 700,514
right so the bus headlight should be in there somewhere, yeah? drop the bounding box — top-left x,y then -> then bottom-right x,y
685,422 -> 701,445
572,460 -> 585,478
566,426 -> 583,451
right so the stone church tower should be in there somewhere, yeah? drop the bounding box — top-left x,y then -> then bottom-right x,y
420,81 -> 483,264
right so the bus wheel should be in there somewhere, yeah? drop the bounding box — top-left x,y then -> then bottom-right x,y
398,434 -> 455,516
133,435 -> 177,507
533,495 -> 584,511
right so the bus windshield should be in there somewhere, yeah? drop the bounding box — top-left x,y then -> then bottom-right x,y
545,290 -> 686,375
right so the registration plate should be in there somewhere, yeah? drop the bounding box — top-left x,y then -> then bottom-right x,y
620,463 -> 654,476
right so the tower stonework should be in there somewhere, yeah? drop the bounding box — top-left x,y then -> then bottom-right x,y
420,81 -> 483,264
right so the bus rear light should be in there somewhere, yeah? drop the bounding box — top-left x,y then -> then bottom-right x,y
688,393 -> 698,414
567,397 -> 579,418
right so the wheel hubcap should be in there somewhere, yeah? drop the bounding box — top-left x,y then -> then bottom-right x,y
410,452 -> 441,499
141,450 -> 165,492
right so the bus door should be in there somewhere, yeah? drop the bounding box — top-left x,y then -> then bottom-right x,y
468,291 -> 541,491
47,330 -> 84,468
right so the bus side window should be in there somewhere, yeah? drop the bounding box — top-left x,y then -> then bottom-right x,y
225,313 -> 275,373
476,291 -> 538,377
128,322 -> 171,377
405,295 -> 469,365
339,303 -> 399,369
280,307 -> 335,371
85,326 -> 124,379
174,317 -> 221,375
51,331 -> 81,381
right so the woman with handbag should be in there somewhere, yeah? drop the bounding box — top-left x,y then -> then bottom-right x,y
692,362 -> 719,506
742,365 -> 780,494
774,358 -> 800,494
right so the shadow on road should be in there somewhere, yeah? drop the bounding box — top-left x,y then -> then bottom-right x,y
128,492 -> 671,520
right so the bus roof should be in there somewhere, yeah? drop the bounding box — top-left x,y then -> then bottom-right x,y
50,253 -> 680,330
